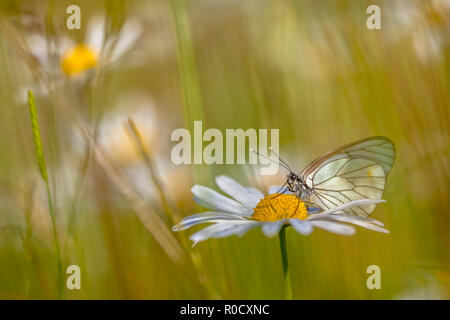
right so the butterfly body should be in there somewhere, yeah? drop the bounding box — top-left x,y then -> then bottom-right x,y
286,172 -> 312,201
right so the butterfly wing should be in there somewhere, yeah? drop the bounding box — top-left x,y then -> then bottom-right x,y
301,136 -> 395,216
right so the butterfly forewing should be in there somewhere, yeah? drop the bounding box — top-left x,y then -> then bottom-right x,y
301,137 -> 395,216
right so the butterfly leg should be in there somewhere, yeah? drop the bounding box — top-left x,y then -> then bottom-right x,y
270,183 -> 288,199
290,196 -> 301,218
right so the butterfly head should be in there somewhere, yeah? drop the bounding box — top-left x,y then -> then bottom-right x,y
286,172 -> 311,200
250,148 -> 312,199
287,172 -> 300,187
286,172 -> 301,190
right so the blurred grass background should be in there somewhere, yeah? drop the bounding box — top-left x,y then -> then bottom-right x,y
0,0 -> 449,299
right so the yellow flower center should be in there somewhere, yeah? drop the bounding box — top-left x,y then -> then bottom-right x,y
61,44 -> 98,76
251,194 -> 308,222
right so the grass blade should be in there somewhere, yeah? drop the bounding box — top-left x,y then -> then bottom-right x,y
27,90 -> 64,299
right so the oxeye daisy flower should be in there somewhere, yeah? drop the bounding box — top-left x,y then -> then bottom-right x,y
173,175 -> 389,245
27,15 -> 143,78
15,15 -> 143,103
173,175 -> 389,299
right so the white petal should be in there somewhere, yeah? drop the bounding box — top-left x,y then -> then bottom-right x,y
347,221 -> 389,233
172,212 -> 246,231
308,212 -> 385,226
193,196 -> 217,212
26,34 -> 48,65
314,199 -> 386,216
192,185 -> 252,215
269,185 -> 292,195
310,214 -> 387,232
310,221 -> 356,236
86,16 -> 105,51
215,175 -> 262,210
245,187 -> 265,200
261,221 -> 285,237
190,221 -> 260,246
289,219 -> 313,235
110,18 -> 142,63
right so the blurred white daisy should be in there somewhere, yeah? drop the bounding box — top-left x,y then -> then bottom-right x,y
98,107 -> 158,166
173,175 -> 389,246
25,15 -> 142,79
15,15 -> 143,104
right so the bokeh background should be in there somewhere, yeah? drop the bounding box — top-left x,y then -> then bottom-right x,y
0,0 -> 449,299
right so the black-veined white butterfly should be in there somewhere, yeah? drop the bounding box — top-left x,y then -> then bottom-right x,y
270,136 -> 395,216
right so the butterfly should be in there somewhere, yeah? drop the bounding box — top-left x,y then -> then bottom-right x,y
271,136 -> 395,217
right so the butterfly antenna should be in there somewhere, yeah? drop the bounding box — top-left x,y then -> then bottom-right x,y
270,183 -> 288,199
250,149 -> 290,171
269,147 -> 292,172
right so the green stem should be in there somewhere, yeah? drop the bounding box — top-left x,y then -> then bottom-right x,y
45,181 -> 64,299
278,227 -> 293,300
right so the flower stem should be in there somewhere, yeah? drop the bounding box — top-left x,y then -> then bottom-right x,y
278,227 -> 293,300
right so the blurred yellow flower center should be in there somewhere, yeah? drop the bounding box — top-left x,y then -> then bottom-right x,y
61,44 -> 98,76
251,194 -> 308,222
